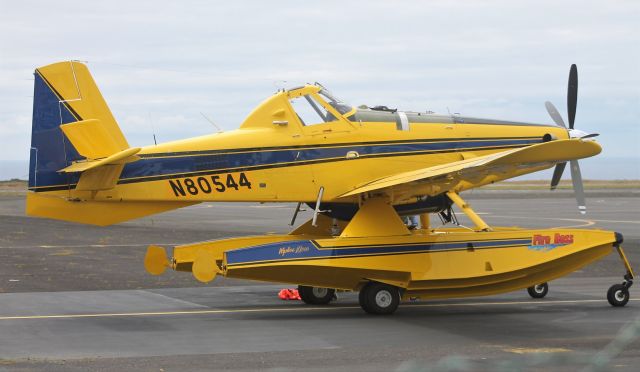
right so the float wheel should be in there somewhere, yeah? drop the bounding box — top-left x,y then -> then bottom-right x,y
298,285 -> 335,305
359,282 -> 400,315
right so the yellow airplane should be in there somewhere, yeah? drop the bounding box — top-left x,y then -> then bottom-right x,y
26,61 -> 633,314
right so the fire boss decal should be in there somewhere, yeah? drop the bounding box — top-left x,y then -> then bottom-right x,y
529,233 -> 574,251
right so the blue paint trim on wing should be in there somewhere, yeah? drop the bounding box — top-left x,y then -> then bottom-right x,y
225,238 -> 532,266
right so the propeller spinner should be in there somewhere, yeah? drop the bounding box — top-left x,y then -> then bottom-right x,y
544,64 -> 593,215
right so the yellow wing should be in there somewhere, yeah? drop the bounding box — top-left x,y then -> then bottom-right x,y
337,139 -> 601,200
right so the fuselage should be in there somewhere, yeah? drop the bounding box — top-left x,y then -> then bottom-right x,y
32,84 -> 569,205
104,114 -> 567,204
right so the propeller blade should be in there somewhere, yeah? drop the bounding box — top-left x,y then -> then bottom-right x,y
569,160 -> 586,214
550,162 -> 567,190
581,133 -> 600,139
567,64 -> 578,129
545,101 -> 566,128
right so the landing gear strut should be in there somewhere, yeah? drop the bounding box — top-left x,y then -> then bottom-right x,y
608,234 -> 633,307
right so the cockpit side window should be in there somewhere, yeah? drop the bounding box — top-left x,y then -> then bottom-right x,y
289,94 -> 335,126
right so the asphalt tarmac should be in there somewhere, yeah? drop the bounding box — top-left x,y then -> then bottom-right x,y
0,191 -> 639,371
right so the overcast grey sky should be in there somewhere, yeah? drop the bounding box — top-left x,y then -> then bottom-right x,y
1,0 -> 638,179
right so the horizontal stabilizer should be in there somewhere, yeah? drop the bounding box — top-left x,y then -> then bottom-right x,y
59,147 -> 140,173
58,147 -> 140,191
60,119 -> 126,159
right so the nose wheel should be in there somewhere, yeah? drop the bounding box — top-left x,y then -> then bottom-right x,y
607,275 -> 633,307
527,282 -> 549,299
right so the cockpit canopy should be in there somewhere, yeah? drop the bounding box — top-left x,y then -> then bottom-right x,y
287,83 -> 353,126
314,84 -> 352,115
239,83 -> 354,131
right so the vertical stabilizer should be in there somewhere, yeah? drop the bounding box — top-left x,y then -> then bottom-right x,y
28,61 -> 128,191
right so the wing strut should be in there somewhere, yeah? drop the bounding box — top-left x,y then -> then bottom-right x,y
312,187 -> 329,227
289,202 -> 303,226
446,191 -> 491,232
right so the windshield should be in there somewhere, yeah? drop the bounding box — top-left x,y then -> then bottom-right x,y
317,87 -> 353,115
289,94 -> 337,126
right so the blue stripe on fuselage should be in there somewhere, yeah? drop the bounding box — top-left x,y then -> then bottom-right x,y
118,138 -> 540,183
225,238 -> 532,266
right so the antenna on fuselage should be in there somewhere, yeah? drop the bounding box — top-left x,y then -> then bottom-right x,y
200,112 -> 224,133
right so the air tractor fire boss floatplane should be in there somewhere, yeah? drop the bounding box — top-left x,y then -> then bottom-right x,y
27,62 -> 633,314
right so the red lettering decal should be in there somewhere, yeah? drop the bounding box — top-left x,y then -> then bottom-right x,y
553,233 -> 574,244
554,233 -> 561,244
533,235 -> 551,245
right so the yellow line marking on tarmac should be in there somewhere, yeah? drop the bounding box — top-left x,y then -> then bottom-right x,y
0,306 -> 358,320
503,347 -> 572,354
0,298 -> 635,321
482,215 -> 598,229
0,243 -> 181,249
47,249 -> 74,256
484,214 -> 639,225
551,219 -> 596,229
590,219 -> 640,224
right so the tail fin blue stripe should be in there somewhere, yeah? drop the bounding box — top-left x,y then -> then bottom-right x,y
28,72 -> 82,189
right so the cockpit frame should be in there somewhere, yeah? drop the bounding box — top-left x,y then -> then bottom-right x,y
285,85 -> 356,135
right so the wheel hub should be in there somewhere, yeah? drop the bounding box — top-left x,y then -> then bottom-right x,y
534,285 -> 545,293
375,290 -> 392,308
312,287 -> 328,298
615,290 -> 626,302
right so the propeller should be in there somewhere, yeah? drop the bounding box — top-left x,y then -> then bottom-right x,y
544,64 -> 591,214
567,64 -> 578,129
